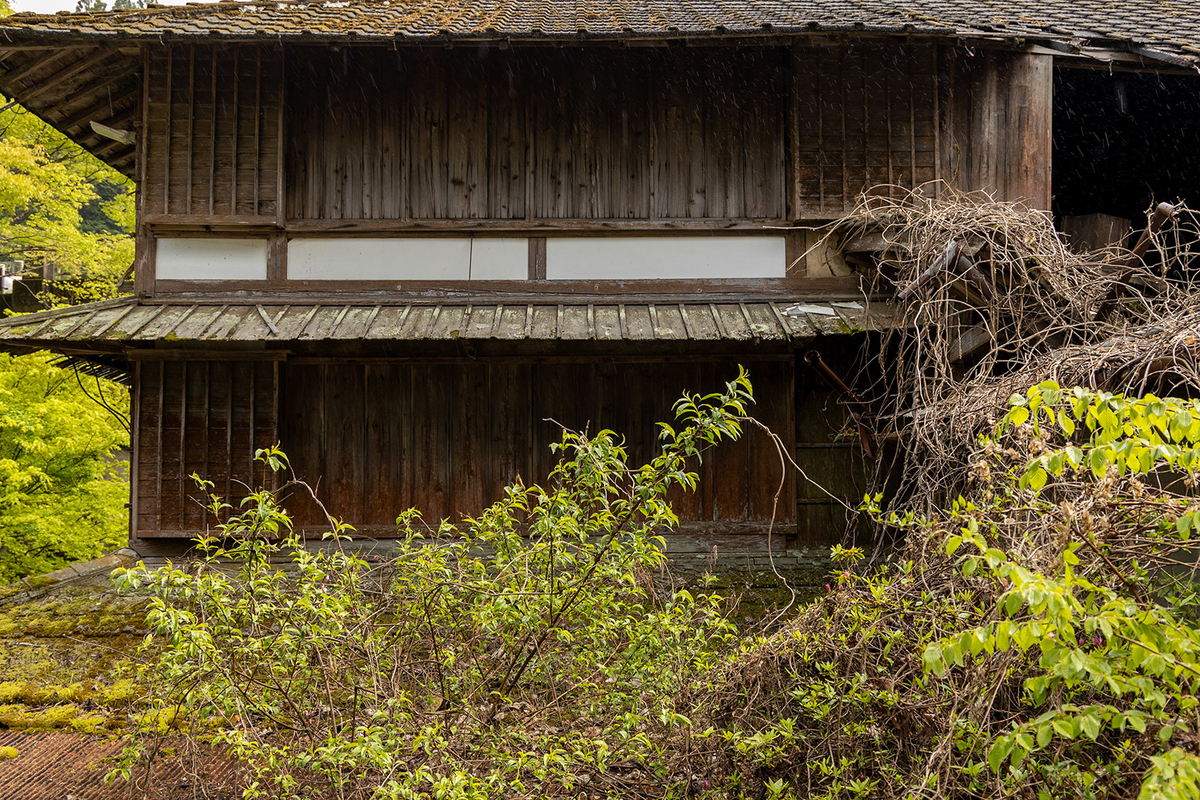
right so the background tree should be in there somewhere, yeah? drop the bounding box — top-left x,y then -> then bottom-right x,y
0,0 -> 133,582
0,352 -> 128,583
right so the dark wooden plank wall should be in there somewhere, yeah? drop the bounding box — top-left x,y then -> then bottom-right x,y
279,358 -> 795,536
284,47 -> 789,222
143,45 -> 283,220
939,48 -> 1053,210
793,383 -> 875,545
793,43 -> 941,215
138,42 -> 1051,228
133,358 -> 280,537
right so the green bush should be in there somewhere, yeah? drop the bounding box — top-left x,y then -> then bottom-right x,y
111,371 -> 753,799
694,382 -> 1200,799
112,378 -> 1200,799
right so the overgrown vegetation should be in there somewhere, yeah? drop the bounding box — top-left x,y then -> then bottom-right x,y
112,373 -> 754,798
0,352 -> 128,582
110,370 -> 1200,799
0,0 -> 133,584
694,382 -> 1200,798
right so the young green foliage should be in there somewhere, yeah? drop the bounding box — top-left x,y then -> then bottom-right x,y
111,371 -> 753,799
0,351 -> 128,582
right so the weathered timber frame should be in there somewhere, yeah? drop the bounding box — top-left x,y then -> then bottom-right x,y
130,38 -> 1052,299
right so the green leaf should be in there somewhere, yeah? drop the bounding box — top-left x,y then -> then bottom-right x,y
1059,409 -> 1076,437
1178,514 -> 1194,539
1052,718 -> 1077,739
1008,406 -> 1031,428
1025,466 -> 1048,492
1036,723 -> 1053,748
988,739 -> 1011,773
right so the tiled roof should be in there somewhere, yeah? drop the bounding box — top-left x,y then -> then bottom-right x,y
0,0 -> 1196,65
0,296 -> 898,349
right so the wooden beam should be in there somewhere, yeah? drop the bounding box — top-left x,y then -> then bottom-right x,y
16,47 -> 119,105
52,88 -> 137,133
150,274 -> 867,300
528,237 -> 547,280
947,323 -> 993,363
0,49 -> 71,87
283,217 -> 791,233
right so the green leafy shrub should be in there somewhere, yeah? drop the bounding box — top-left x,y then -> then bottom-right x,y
111,375 -> 1200,799
111,372 -> 753,799
692,382 -> 1200,799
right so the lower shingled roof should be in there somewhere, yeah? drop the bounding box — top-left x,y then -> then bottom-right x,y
0,297 -> 900,349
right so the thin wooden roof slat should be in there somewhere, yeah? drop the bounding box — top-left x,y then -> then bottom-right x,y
593,305 -> 621,340
621,305 -> 655,339
559,305 -> 590,340
529,305 -> 557,339
743,303 -> 787,340
654,303 -> 686,340
130,304 -> 197,340
168,304 -> 228,339
714,304 -> 752,340
682,305 -> 721,340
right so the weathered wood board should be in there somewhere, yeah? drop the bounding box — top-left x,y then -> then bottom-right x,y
132,356 -> 795,539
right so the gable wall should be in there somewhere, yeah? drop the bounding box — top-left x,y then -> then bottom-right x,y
135,40 -> 1052,294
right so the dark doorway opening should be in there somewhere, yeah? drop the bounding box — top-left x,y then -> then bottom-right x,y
1053,66 -> 1200,242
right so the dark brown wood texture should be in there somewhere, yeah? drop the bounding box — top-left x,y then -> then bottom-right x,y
939,48 -> 1053,210
136,41 -> 1052,238
278,357 -> 795,536
284,46 -> 788,222
143,45 -> 283,220
793,42 -> 941,216
133,358 -> 280,537
793,381 -> 874,545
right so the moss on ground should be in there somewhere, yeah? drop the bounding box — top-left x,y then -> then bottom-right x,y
0,586 -> 150,734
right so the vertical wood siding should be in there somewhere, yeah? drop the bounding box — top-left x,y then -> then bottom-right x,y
277,358 -> 795,536
938,48 -> 1053,210
143,45 -> 283,219
139,42 -> 1051,226
793,43 -> 941,216
284,47 -> 789,222
133,358 -> 280,537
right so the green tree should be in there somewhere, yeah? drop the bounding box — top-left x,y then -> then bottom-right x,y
0,0 -> 133,583
0,100 -> 134,307
0,0 -> 134,310
0,352 -> 128,583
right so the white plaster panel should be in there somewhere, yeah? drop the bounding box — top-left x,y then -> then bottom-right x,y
545,236 -> 786,280
287,237 -> 528,281
467,238 -> 529,280
155,238 -> 269,281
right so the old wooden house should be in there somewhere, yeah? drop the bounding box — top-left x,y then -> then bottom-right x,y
0,0 -> 1195,565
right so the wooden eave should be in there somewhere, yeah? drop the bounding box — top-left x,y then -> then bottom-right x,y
0,39 -> 138,176
0,296 -> 901,355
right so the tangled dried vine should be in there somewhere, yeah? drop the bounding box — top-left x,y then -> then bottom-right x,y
827,188 -> 1200,505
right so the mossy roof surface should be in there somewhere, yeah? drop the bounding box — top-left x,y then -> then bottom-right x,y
0,0 -> 1195,65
